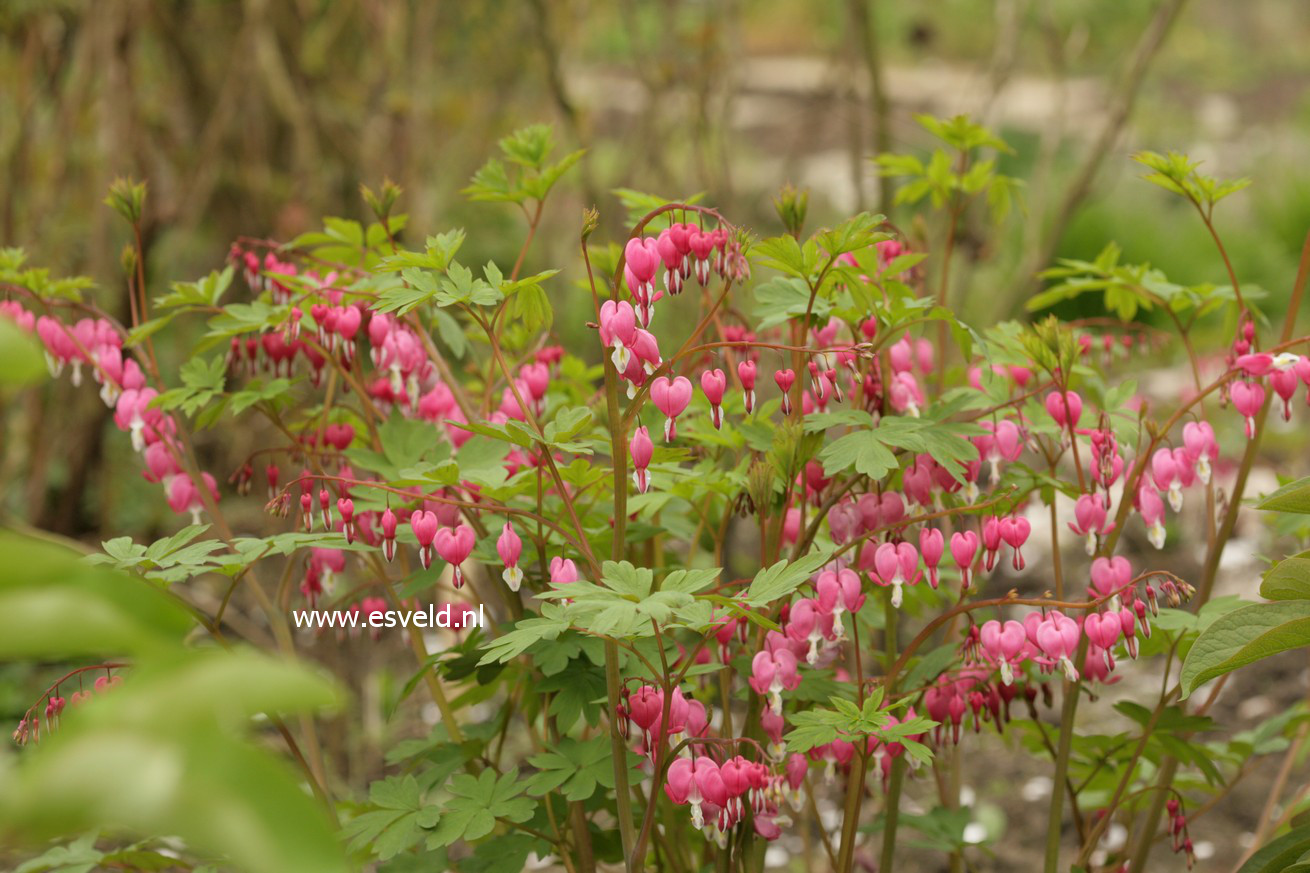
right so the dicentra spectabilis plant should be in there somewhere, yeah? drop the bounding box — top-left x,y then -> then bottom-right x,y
6,121 -> 1310,873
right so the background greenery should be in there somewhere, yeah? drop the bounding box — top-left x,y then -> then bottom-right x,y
4,1 -> 1310,870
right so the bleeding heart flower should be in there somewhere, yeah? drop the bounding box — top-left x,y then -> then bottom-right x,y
826,501 -> 861,545
784,753 -> 809,811
919,527 -> 944,589
889,337 -> 913,374
1090,555 -> 1133,602
665,758 -> 727,829
1084,612 -> 1122,664
433,524 -> 475,588
1230,380 -> 1265,439
1045,390 -> 1084,429
998,516 -> 1032,571
902,456 -> 933,507
665,756 -> 694,805
656,229 -> 684,295
1136,484 -> 1167,549
951,531 -> 979,589
814,571 -> 843,638
980,619 -> 1027,685
1152,447 -> 1185,512
318,488 -> 333,530
338,498 -> 355,544
630,425 -> 654,493
872,542 -> 919,608
650,375 -> 694,441
1182,421 -> 1218,484
1120,605 -> 1141,658
167,471 -> 218,525
1036,611 -> 1082,681
738,360 -> 757,413
549,556 -> 579,586
993,419 -> 1024,462
520,362 -> 550,401
410,510 -> 440,570
142,441 -> 181,485
1235,353 -> 1273,376
701,368 -> 728,429
1068,494 -> 1114,555
749,649 -> 801,714
982,517 -> 1002,571
880,492 -> 905,526
497,522 -> 523,592
689,229 -> 716,284
785,598 -> 827,665
774,369 -> 796,415
1272,366 -> 1300,421
599,300 -> 638,370
888,371 -> 924,417
625,236 -> 659,287
627,685 -> 662,732
380,508 -> 399,562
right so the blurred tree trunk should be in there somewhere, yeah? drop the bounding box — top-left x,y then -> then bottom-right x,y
848,0 -> 893,215
1020,0 -> 1192,298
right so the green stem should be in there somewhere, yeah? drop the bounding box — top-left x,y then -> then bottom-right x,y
569,801 -> 596,873
603,345 -> 637,869
835,751 -> 868,873
510,201 -> 544,282
934,152 -> 968,393
881,758 -> 907,871
1044,637 -> 1087,873
848,0 -> 893,216
878,598 -> 903,872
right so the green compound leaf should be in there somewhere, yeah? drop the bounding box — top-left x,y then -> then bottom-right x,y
1180,601 -> 1310,698
1236,825 -> 1310,873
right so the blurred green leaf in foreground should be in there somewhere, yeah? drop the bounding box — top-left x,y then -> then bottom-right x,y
0,531 -> 348,873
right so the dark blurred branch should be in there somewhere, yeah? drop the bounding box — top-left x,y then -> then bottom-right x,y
177,22 -> 252,227
1021,4 -> 1073,280
980,0 -> 1029,128
246,0 -> 322,185
848,0 -> 893,215
843,51 -> 866,213
147,0 -> 211,139
527,0 -> 603,210
1021,0 -> 1192,296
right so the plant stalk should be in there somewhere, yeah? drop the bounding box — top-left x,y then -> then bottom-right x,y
1044,637 -> 1088,873
603,346 -> 637,870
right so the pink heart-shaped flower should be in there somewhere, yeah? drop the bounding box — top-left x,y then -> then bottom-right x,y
650,375 -> 693,418
1085,612 -> 1121,650
410,510 -> 439,547
433,523 -> 475,565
